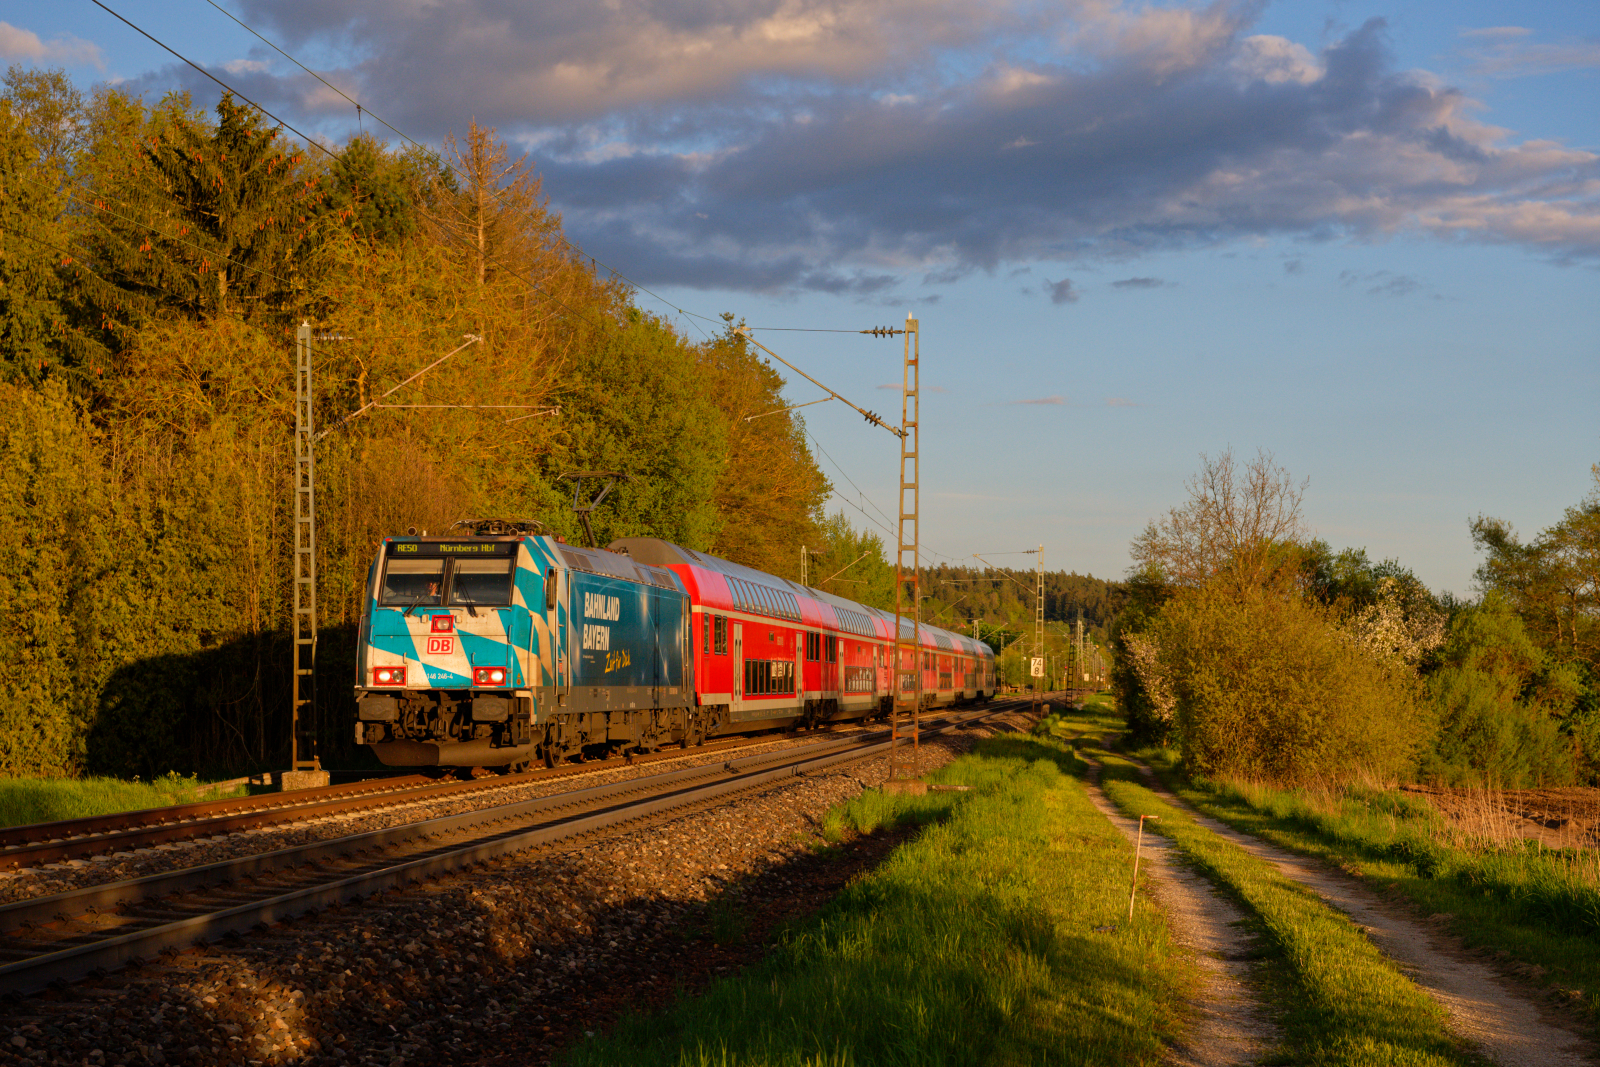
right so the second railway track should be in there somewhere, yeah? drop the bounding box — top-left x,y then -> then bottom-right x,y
0,704 -> 1018,995
0,727 -> 864,871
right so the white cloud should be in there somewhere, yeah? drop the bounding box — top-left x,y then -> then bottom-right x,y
181,1 -> 1600,292
0,21 -> 102,67
1231,35 -> 1322,85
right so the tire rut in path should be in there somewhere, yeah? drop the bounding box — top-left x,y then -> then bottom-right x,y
1128,762 -> 1597,1067
1080,761 -> 1280,1067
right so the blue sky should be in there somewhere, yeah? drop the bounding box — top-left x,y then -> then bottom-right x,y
5,0 -> 1596,594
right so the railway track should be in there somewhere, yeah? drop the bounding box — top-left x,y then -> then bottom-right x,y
0,703 -> 1019,995
0,728 -> 850,871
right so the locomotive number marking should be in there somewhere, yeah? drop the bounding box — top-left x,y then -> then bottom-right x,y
582,624 -> 611,651
426,636 -> 455,655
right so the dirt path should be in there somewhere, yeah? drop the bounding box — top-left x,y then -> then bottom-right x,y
1130,764 -> 1596,1067
1079,761 -> 1280,1066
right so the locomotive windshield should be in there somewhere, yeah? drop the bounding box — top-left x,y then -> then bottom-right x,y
380,559 -> 445,606
449,559 -> 516,607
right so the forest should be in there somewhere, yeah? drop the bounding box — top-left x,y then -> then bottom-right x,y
0,68 -> 847,778
1112,449 -> 1600,787
0,69 -> 1114,779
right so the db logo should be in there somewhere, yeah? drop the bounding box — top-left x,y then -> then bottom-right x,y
426,637 -> 455,655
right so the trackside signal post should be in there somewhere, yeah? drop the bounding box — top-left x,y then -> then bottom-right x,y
889,316 -> 921,781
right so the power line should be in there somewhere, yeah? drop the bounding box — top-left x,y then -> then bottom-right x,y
193,0 -> 724,334
805,430 -> 961,566
88,0 -> 615,331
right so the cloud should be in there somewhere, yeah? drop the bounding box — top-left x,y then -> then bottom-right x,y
0,21 -> 102,67
1111,276 -> 1165,289
1046,278 -> 1078,304
1459,27 -> 1533,40
1008,395 -> 1065,405
1466,37 -> 1600,78
1283,258 -> 1305,274
1340,269 -> 1423,297
223,59 -> 272,76
150,2 -> 1600,291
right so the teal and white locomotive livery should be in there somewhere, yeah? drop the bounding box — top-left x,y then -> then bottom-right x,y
353,522 -> 995,771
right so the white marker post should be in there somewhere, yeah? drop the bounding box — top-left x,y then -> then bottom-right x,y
1128,814 -> 1160,920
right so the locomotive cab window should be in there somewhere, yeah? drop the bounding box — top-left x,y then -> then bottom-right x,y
380,559 -> 446,607
450,558 -> 516,607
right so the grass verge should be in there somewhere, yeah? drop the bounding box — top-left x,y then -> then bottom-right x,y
564,734 -> 1192,1067
0,773 -> 247,828
1093,753 -> 1486,1067
1137,748 -> 1600,1026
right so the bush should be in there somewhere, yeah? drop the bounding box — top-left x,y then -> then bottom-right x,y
1154,584 -> 1428,784
1421,596 -> 1578,787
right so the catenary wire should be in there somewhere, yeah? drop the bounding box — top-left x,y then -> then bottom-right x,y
190,0 -> 729,334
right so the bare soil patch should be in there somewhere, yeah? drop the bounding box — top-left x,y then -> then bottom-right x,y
1402,784 -> 1600,850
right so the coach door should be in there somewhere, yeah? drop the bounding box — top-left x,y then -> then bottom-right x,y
732,623 -> 744,719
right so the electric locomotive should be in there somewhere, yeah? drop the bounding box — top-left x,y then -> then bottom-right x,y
353,521 -> 996,770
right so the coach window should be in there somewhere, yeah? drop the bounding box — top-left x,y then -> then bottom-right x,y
805,632 -> 820,662
703,614 -> 712,654
824,634 -> 837,663
381,559 -> 445,607
714,615 -> 728,655
450,559 -> 516,607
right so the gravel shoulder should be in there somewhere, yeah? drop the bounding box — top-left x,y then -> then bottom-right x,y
0,724 -> 894,908
0,714 -> 1022,1067
1133,764 -> 1597,1067
1079,760 -> 1278,1067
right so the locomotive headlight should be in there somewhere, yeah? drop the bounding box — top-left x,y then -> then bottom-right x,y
373,666 -> 407,686
474,667 -> 507,686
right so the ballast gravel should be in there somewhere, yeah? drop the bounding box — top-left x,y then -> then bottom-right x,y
0,711 -> 1032,1067
0,724 -> 893,908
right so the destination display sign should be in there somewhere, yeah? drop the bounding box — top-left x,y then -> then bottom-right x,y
385,540 -> 516,558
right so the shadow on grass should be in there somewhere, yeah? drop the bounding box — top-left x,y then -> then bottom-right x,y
563,734 -> 1180,1067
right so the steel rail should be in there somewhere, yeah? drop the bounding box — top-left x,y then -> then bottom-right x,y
0,705 -> 1015,994
0,776 -> 430,852
0,727 -> 855,869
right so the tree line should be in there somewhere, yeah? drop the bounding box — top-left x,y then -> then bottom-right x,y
1111,449 -> 1600,787
0,68 -> 866,778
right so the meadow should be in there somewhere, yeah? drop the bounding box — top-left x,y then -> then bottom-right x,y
564,731 -> 1193,1067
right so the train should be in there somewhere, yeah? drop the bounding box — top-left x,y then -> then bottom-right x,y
352,522 -> 997,770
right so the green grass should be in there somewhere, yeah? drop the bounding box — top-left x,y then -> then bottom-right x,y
564,734 -> 1193,1067
1089,749 -> 1485,1067
0,772 -> 248,828
1135,750 -> 1600,1026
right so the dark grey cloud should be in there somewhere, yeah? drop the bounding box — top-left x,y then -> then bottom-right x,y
123,2 -> 1600,293
1112,276 -> 1166,289
1046,279 -> 1079,304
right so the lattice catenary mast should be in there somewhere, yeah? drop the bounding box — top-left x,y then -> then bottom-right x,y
292,324 -> 319,771
888,315 -> 921,781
